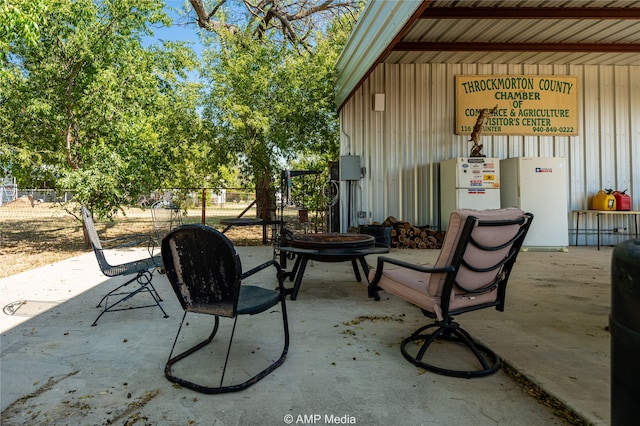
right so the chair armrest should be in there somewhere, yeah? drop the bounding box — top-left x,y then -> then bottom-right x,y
368,256 -> 455,300
374,256 -> 455,274
100,234 -> 160,266
101,233 -> 155,249
240,259 -> 287,292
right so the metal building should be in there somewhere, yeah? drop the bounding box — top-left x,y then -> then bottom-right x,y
335,0 -> 640,246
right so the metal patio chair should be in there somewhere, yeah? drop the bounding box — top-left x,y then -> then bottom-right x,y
81,205 -> 169,326
161,224 -> 289,393
150,200 -> 182,246
368,208 -> 533,378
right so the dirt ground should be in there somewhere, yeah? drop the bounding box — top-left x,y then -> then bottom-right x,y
0,201 -> 270,279
0,226 -> 267,279
0,237 -> 86,279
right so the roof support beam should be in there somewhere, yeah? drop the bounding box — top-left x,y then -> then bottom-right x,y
392,42 -> 640,53
337,1 -> 433,110
421,7 -> 640,20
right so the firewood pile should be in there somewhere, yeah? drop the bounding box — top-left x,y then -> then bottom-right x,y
380,216 -> 445,249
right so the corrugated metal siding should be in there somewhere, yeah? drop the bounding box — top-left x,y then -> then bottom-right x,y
339,63 -> 640,246
387,2 -> 640,67
335,0 -> 423,107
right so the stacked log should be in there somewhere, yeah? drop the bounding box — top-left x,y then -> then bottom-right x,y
378,216 -> 445,249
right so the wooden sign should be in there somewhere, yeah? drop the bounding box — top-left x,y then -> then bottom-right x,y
456,75 -> 578,136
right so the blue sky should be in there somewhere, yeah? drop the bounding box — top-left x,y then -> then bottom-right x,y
146,2 -> 204,55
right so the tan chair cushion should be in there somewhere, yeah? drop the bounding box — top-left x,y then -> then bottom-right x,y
431,208 -> 525,295
369,208 -> 526,321
373,265 -> 443,319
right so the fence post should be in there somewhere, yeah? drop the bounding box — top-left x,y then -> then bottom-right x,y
201,188 -> 206,225
610,238 -> 640,425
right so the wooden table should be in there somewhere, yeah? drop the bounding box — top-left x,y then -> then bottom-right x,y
220,218 -> 280,244
573,210 -> 640,250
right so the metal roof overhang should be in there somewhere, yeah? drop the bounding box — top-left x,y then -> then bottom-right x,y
335,0 -> 640,110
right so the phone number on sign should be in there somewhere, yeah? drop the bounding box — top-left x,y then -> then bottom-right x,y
532,126 -> 574,133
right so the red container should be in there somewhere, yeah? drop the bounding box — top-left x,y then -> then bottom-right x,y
614,190 -> 631,211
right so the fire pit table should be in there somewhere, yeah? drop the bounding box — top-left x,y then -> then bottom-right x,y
279,233 -> 389,300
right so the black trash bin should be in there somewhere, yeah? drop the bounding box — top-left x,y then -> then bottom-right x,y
610,239 -> 640,426
359,225 -> 392,248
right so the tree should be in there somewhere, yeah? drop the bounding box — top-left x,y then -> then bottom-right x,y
192,0 -> 360,218
199,26 -> 342,218
188,0 -> 361,51
0,0 -> 49,58
1,0 -> 362,225
1,0 -> 200,219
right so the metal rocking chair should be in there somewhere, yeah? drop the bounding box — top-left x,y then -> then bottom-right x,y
81,206 -> 169,326
161,224 -> 289,393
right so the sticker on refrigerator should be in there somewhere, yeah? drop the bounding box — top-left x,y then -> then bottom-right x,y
467,189 -> 486,195
535,167 -> 552,173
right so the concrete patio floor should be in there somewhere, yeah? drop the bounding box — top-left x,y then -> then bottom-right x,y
0,243 -> 614,425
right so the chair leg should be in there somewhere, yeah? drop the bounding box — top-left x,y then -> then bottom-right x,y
145,281 -> 164,303
164,296 -> 289,394
244,293 -> 289,386
95,275 -> 138,308
400,320 -> 500,378
135,268 -> 165,302
166,312 -> 220,371
92,270 -> 169,326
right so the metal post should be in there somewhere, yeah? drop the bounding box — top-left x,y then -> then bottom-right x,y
610,238 -> 640,425
201,188 -> 206,225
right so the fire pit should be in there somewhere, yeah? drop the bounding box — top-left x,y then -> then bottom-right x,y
288,233 -> 375,251
279,233 -> 388,300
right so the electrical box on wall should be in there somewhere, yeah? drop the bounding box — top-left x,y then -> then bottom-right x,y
340,155 -> 361,181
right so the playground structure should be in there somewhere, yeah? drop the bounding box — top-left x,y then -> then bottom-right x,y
0,177 -> 17,205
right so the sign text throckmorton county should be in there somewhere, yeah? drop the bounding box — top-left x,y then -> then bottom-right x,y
456,75 -> 578,136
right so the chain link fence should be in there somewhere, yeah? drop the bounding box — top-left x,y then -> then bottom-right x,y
1,187 -> 329,252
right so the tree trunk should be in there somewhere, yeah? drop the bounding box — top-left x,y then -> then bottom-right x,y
255,173 -> 275,221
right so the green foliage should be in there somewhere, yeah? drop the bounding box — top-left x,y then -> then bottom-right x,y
0,0 -> 361,223
1,0 -> 201,219
0,0 -> 48,57
200,26 -> 343,188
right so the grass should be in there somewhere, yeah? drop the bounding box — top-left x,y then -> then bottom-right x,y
0,202 -> 276,279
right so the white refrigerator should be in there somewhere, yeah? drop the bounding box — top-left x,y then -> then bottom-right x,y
500,157 -> 568,249
440,158 -> 501,230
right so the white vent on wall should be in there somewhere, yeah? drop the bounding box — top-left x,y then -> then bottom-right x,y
373,93 -> 385,112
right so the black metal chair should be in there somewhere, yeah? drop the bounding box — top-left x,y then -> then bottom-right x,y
368,208 -> 533,378
81,205 -> 169,326
150,200 -> 182,246
161,224 -> 289,393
